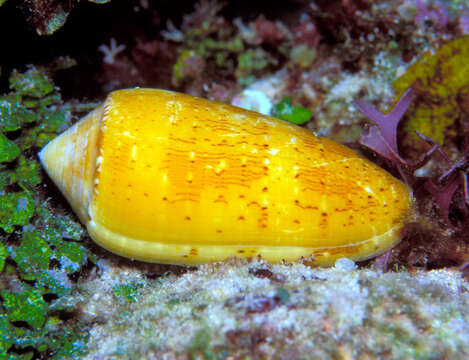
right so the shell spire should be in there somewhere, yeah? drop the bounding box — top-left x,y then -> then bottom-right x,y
39,104 -> 103,224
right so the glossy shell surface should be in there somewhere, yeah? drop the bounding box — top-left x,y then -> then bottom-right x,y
39,88 -> 413,265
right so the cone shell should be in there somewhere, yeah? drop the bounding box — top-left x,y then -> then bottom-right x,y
39,88 -> 413,266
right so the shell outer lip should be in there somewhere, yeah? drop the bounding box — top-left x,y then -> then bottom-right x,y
87,218 -> 404,266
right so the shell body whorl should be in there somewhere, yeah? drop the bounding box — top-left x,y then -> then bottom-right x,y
39,88 -> 413,266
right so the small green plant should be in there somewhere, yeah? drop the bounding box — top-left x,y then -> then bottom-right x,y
272,96 -> 312,125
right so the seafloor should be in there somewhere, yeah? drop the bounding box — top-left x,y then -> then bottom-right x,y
77,258 -> 469,359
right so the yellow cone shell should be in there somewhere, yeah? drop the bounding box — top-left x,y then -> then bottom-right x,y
39,88 -> 413,266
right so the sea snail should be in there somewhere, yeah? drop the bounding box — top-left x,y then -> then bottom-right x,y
39,88 -> 413,266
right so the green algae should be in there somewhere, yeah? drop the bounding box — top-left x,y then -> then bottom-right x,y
289,44 -> 317,69
393,36 -> 469,150
172,50 -> 203,87
0,95 -> 36,132
112,283 -> 142,303
0,242 -> 6,272
9,68 -> 55,97
169,3 -> 285,89
13,157 -> 42,189
9,225 -> 85,297
0,192 -> 35,233
272,96 -> 312,125
0,133 -> 20,163
0,67 -> 90,358
13,230 -> 53,276
1,288 -> 47,330
235,48 -> 276,86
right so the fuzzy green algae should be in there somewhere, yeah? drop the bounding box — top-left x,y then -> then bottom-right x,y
0,67 -> 91,359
